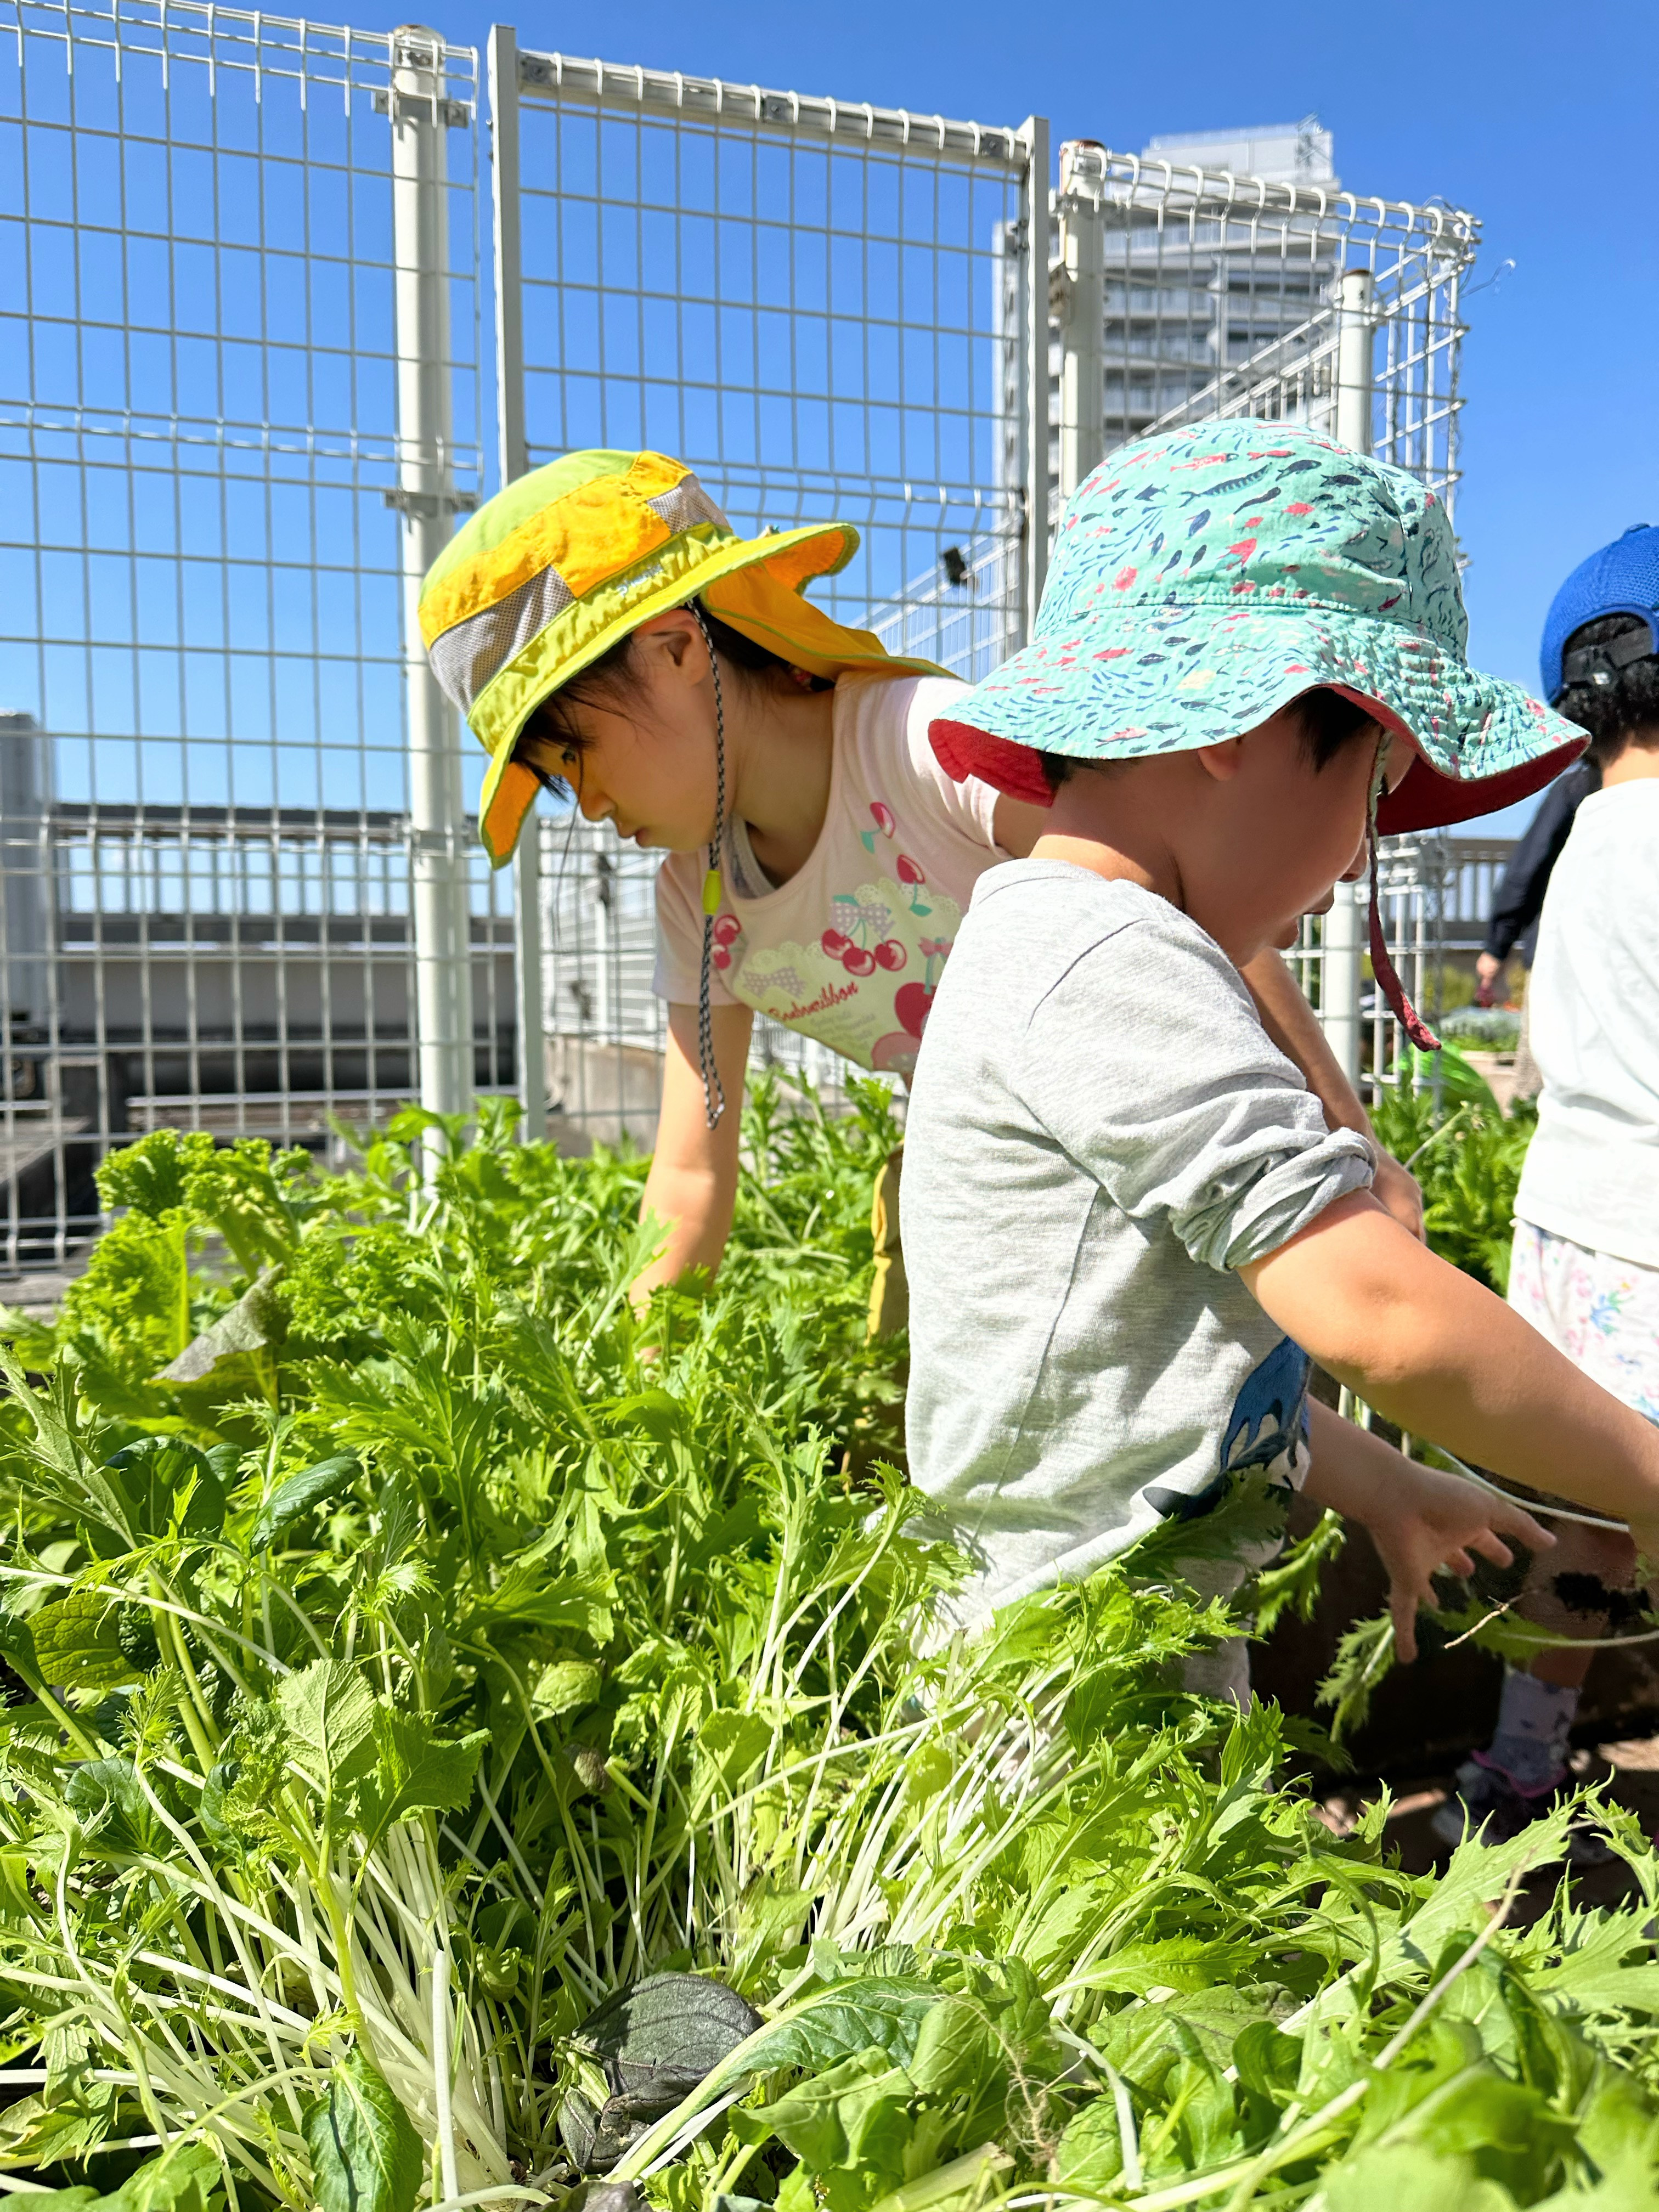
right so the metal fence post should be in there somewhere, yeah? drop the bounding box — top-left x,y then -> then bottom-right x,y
393,23 -> 475,1129
488,22 -> 545,1142
1319,266 -> 1376,1093
1020,116 -> 1052,645
1055,142 -> 1104,501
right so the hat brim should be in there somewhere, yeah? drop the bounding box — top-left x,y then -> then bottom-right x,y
476,522 -> 944,865
929,603 -> 1588,836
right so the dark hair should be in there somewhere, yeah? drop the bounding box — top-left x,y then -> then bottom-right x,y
521,599 -> 825,795
1554,614 -> 1659,766
1038,685 -> 1378,792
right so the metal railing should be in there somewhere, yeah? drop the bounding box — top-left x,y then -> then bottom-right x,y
1,0 -> 485,1262
2,12 -> 1494,1263
1049,140 -> 1476,511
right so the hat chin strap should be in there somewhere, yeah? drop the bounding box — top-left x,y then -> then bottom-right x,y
1363,745 -> 1441,1055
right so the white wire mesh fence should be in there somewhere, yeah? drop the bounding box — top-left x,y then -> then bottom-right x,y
2,13 -> 1496,1257
501,43 -> 1036,676
0,0 -> 493,1262
1051,142 -> 1474,503
494,38 -> 1042,1138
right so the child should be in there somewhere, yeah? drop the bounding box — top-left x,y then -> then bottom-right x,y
417,448 -> 1423,1314
1435,527 -> 1659,1847
902,421 -> 1659,1699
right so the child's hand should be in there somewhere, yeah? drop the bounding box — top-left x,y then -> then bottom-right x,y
1302,1401 -> 1554,1663
1361,1458 -> 1554,1664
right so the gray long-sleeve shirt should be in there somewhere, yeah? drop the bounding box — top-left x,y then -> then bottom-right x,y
902,861 -> 1374,1621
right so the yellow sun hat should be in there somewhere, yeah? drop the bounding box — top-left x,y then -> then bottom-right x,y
418,448 -> 946,866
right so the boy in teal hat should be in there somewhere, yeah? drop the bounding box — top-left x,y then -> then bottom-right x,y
903,421 -> 1659,1705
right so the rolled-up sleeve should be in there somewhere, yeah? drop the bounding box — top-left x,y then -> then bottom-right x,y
1019,914 -> 1374,1272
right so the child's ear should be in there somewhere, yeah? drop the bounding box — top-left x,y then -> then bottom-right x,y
634,610 -> 703,680
1196,737 -> 1247,783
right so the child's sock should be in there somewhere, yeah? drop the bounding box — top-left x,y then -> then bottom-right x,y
1483,1667 -> 1578,1792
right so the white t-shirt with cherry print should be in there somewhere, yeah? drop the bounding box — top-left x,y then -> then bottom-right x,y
652,674 -> 1002,1075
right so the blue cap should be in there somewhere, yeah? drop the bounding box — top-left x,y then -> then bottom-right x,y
1541,524 -> 1659,703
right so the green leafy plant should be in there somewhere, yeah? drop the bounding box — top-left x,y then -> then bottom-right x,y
0,1086 -> 1655,2212
1372,1051 -> 1538,1293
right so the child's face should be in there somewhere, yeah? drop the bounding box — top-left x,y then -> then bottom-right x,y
1043,706 -> 1414,967
1187,712 -> 1413,959
517,613 -> 722,853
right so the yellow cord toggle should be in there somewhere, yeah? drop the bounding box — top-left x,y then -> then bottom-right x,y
702,867 -> 723,917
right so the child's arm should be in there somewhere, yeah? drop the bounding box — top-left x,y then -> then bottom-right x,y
1244,951 -> 1424,1242
1241,1192 -> 1659,1559
631,1001 -> 754,1311
1302,1398 -> 1553,1662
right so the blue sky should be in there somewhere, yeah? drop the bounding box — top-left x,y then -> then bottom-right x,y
7,0 -> 1650,831
378,0 -> 1658,831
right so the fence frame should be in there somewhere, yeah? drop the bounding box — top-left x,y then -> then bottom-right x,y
1,16 -> 1495,1265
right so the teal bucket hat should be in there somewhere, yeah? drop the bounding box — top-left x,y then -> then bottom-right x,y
931,419 -> 1585,838
930,419 -> 1588,1048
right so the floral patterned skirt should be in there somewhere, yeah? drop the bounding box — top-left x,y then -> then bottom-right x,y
1508,1220 -> 1659,1428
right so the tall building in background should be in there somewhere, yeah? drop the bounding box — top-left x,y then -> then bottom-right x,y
1093,117 -> 1342,452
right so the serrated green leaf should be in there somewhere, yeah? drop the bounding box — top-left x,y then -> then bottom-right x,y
348,1708 -> 488,1851
0,2079 -> 116,2170
302,2047 -> 425,2212
276,1659 -> 379,1795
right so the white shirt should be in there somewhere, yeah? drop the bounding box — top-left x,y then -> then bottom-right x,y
652,674 -> 1001,1075
1515,780 -> 1659,1268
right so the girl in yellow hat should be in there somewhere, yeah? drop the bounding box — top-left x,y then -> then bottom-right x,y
420,448 -> 1419,1307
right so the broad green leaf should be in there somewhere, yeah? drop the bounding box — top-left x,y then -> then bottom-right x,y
528,1658 -> 602,1719
747,2048 -> 916,2175
198,1759 -> 241,1850
696,1708 -> 775,1796
276,1660 -> 379,1794
103,2143 -> 223,2212
302,2047 -> 426,2212
1322,2143 -> 1518,2212
751,1979 -> 942,2074
28,1590 -> 140,1691
906,1996 -> 1004,2103
602,1389 -> 686,1442
107,1435 -> 228,1538
1054,2096 -> 1126,2194
0,1601 -> 40,1688
64,1758 -> 167,1859
250,1454 -> 361,1549
460,1566 -> 614,1643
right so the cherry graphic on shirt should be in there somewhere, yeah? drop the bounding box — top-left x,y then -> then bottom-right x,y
872,939 -> 906,972
871,1031 -> 920,1076
712,947 -> 731,971
895,853 -> 931,917
820,927 -> 851,958
712,913 -> 741,949
860,799 -> 897,854
893,980 -> 934,1039
842,945 -> 877,979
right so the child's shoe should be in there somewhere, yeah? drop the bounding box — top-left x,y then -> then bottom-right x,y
1429,1751 -> 1613,1865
